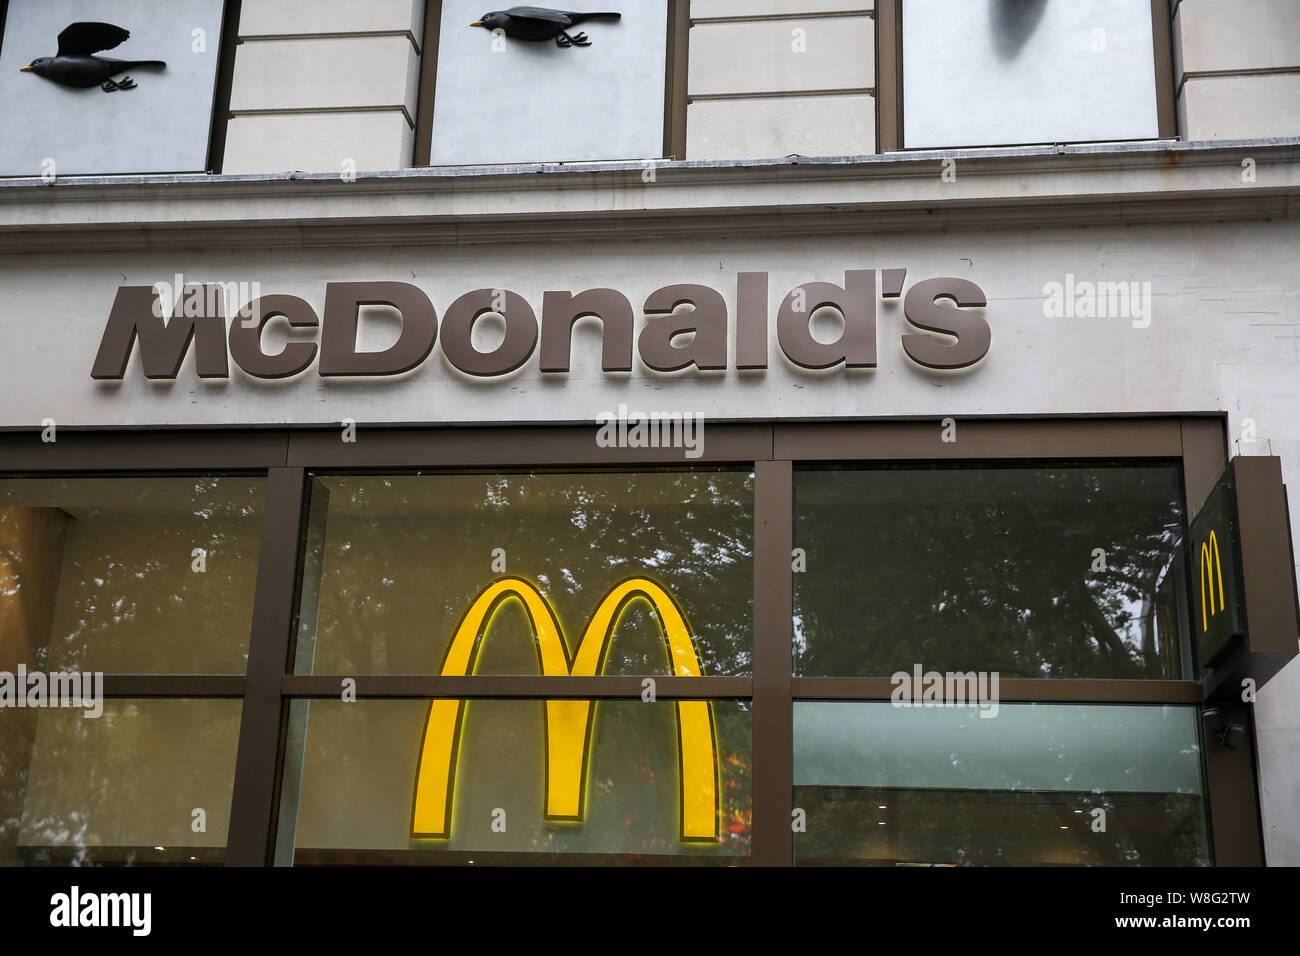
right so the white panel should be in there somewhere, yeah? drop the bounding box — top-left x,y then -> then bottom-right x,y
1268,0 -> 1300,70
1175,0 -> 1270,75
689,17 -> 874,96
1180,73 -> 1300,141
1177,0 -> 1300,74
221,110 -> 413,174
902,0 -> 1159,148
693,1 -> 872,16
688,93 -> 874,159
0,0 -> 225,175
229,35 -> 419,112
239,0 -> 424,37
430,0 -> 667,165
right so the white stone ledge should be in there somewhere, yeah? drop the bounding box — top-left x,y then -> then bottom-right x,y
0,139 -> 1297,252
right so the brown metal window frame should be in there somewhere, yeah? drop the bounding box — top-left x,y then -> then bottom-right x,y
413,1 -> 690,167
205,0 -> 243,174
875,0 -> 1178,152
0,415 -> 1262,866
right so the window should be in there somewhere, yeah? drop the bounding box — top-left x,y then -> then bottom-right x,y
876,0 -> 1176,149
292,470 -> 754,676
416,1 -> 688,166
793,463 -> 1192,679
0,473 -> 266,864
281,699 -> 752,862
0,0 -> 234,175
0,476 -> 266,674
3,699 -> 242,865
0,419 -> 1279,866
277,468 -> 753,863
793,702 -> 1210,866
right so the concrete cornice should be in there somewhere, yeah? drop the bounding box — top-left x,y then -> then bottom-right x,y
0,138 -> 1297,253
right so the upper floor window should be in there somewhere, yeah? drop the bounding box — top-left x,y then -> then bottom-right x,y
897,0 -> 1169,148
420,1 -> 680,166
0,0 -> 229,176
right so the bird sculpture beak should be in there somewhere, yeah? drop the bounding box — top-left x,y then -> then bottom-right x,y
470,20 -> 483,26
18,66 -> 32,72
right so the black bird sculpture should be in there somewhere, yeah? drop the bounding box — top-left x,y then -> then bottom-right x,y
19,22 -> 166,92
471,7 -> 621,47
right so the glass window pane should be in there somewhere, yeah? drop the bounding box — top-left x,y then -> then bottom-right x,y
0,476 -> 266,674
793,702 -> 1210,866
902,0 -> 1160,148
297,471 -> 754,676
794,464 -> 1190,678
0,698 -> 242,865
279,698 -> 751,862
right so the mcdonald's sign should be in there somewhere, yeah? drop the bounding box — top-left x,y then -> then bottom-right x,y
1200,530 -> 1225,632
411,576 -> 720,843
1190,478 -> 1244,667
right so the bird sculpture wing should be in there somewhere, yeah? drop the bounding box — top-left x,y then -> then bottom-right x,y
502,7 -> 575,25
56,21 -> 130,56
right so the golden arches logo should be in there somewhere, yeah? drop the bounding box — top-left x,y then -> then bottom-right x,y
1200,530 -> 1225,632
411,576 -> 719,843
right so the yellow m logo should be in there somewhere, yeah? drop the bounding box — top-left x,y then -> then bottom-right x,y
1200,531 -> 1225,632
411,576 -> 719,843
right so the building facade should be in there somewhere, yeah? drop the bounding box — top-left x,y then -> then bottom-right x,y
1,0 -> 1298,866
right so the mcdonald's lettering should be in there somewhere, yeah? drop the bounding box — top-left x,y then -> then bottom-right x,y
411,576 -> 719,843
1200,531 -> 1225,632
92,272 -> 991,381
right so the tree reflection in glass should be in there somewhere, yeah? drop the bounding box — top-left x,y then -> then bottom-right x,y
794,464 -> 1190,678
299,470 -> 755,677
